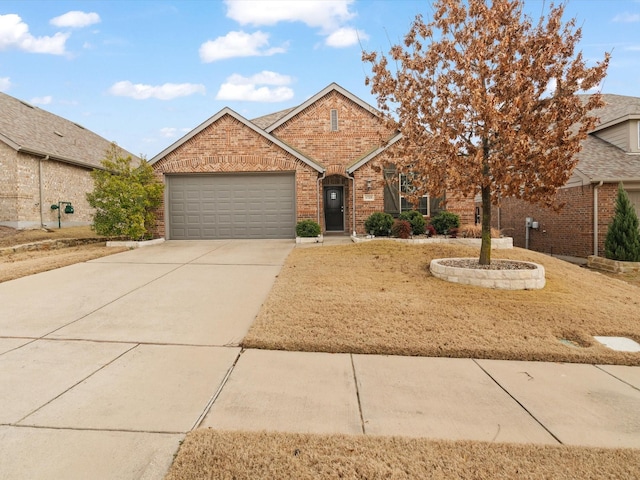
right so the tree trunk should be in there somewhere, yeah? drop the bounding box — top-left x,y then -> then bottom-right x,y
479,138 -> 492,265
479,184 -> 492,265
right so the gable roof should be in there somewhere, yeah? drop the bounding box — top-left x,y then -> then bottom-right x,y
575,135 -> 640,182
346,133 -> 402,174
148,107 -> 325,173
572,93 -> 640,183
265,82 -> 380,133
0,91 -> 135,169
590,94 -> 640,131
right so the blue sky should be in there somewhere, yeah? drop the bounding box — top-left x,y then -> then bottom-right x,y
1,0 -> 639,158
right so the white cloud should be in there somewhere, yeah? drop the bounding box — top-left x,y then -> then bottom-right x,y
325,27 -> 367,48
225,0 -> 355,31
0,14 -> 69,54
0,77 -> 11,91
50,11 -> 100,28
228,71 -> 292,86
108,81 -> 206,100
215,71 -> 294,102
199,30 -> 286,62
160,127 -> 190,138
224,0 -> 365,49
612,12 -> 640,22
31,95 -> 52,105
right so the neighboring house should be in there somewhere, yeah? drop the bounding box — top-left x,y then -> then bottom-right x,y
493,94 -> 640,260
149,83 -> 475,240
0,92 -> 137,229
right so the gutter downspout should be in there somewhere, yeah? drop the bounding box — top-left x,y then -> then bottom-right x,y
347,171 -> 356,235
593,181 -> 603,257
316,171 -> 326,229
39,155 -> 49,227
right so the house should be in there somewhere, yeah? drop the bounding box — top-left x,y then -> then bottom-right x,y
0,92 -> 137,229
149,83 -> 475,240
493,94 -> 640,260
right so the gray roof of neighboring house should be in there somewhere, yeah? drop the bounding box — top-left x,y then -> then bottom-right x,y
575,135 -> 640,181
0,92 -> 136,169
573,93 -> 640,182
591,94 -> 640,128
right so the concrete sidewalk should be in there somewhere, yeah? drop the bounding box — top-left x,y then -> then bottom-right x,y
1,239 -> 639,479
203,349 -> 640,448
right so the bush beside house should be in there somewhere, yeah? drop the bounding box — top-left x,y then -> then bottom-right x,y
605,184 -> 640,262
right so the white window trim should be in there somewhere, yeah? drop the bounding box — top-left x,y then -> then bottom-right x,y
399,173 -> 430,216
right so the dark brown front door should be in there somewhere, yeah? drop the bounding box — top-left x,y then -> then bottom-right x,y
324,186 -> 344,231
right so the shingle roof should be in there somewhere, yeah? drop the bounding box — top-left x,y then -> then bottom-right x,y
250,107 -> 298,130
591,94 -> 640,127
572,94 -> 640,182
575,135 -> 640,181
0,92 -> 136,169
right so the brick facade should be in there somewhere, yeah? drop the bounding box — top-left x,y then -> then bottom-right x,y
491,183 -> 620,258
0,143 -> 94,229
150,85 -> 476,238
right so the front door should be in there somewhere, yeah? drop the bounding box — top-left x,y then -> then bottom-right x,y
324,186 -> 344,231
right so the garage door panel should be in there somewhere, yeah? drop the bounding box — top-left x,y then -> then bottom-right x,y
168,173 -> 295,239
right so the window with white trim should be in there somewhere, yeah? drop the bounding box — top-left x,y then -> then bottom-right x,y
400,173 -> 435,216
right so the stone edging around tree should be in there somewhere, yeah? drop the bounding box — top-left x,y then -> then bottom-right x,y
430,258 -> 546,290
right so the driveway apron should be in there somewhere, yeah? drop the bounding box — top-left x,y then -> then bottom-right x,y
0,240 -> 293,480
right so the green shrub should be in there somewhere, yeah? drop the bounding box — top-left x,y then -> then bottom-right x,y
364,212 -> 394,236
296,219 -> 321,237
86,144 -> 163,240
399,210 -> 426,235
604,184 -> 640,262
430,211 -> 461,235
391,219 -> 412,239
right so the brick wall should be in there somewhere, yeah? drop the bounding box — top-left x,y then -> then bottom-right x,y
271,91 -> 390,166
151,92 -> 477,237
445,194 -> 477,226
0,142 -> 18,223
0,145 -> 94,228
152,114 -> 321,238
492,183 -> 619,258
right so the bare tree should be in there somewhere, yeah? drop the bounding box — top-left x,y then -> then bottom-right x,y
363,0 -> 609,264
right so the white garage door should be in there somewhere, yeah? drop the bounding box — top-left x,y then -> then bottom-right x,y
167,174 -> 295,239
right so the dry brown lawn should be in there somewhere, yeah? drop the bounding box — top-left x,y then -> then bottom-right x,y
165,430 -> 640,480
244,241 -> 640,365
0,225 -> 99,248
0,226 -> 127,282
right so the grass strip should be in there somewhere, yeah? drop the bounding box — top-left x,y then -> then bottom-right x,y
166,429 -> 640,480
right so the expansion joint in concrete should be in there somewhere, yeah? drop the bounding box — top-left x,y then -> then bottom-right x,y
191,347 -> 245,430
350,354 -> 366,435
472,359 -> 564,445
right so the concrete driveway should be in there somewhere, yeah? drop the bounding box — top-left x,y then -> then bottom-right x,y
2,238 -> 640,479
0,240 -> 294,480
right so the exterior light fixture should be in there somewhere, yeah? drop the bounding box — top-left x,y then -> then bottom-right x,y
50,201 -> 74,228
